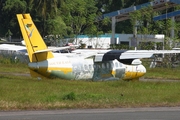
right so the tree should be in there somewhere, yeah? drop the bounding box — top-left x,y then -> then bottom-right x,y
0,0 -> 27,37
29,0 -> 62,36
60,0 -> 98,37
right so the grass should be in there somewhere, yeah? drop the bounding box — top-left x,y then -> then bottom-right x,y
0,56 -> 29,73
143,59 -> 180,80
145,67 -> 180,80
1,73 -> 180,110
1,57 -> 180,110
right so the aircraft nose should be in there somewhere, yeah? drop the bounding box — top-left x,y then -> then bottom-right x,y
123,64 -> 146,80
137,64 -> 146,76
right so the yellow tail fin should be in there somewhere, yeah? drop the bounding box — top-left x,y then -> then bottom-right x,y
16,14 -> 54,62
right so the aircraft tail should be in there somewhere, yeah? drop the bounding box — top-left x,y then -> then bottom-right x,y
16,14 -> 54,62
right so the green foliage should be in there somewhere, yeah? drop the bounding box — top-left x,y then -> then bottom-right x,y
1,71 -> 180,110
145,66 -> 180,80
0,57 -> 12,64
0,0 -> 27,37
129,4 -> 180,48
110,44 -> 129,50
2,0 -> 27,13
1,61 -> 180,110
60,0 -> 98,37
138,42 -> 155,50
0,56 -> 29,73
0,55 -> 19,64
0,0 -> 180,48
63,92 -> 76,101
46,16 -> 68,36
130,6 -> 156,36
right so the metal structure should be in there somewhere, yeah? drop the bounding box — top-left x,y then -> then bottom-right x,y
102,0 -> 180,46
153,10 -> 180,48
153,10 -> 180,21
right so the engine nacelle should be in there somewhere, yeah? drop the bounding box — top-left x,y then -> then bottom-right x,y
131,59 -> 142,65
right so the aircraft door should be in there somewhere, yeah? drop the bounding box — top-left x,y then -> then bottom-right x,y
93,60 -> 126,81
113,61 -> 125,79
72,57 -> 94,80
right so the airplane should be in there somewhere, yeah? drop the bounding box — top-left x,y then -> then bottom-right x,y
16,13 -> 180,81
0,44 -> 29,63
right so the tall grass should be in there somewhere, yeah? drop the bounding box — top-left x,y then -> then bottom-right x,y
1,57 -> 180,110
145,67 -> 180,80
0,56 -> 29,73
143,59 -> 180,80
1,74 -> 180,110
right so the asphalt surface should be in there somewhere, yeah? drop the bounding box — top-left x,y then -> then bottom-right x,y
1,107 -> 180,120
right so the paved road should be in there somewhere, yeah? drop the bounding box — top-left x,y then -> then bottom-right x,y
1,107 -> 180,120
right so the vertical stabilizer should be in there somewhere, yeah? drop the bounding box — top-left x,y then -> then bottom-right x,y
17,14 -> 54,62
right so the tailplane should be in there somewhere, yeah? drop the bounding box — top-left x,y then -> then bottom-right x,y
17,14 -> 54,62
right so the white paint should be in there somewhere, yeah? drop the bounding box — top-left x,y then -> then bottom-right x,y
74,34 -> 164,49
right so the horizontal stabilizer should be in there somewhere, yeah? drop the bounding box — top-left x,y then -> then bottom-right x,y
34,46 -> 71,53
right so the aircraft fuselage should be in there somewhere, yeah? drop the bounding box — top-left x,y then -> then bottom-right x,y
28,54 -> 146,81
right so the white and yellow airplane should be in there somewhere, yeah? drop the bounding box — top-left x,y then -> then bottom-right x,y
16,13 -> 180,81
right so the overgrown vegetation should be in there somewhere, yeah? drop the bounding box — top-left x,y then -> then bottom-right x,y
143,58 -> 180,80
145,67 -> 180,80
0,57 -> 180,110
1,73 -> 180,111
0,56 -> 29,73
1,0 -> 180,49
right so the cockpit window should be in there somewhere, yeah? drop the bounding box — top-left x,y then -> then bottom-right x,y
115,62 -> 118,68
84,64 -> 88,70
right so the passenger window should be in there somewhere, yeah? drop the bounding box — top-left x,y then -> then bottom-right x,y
73,66 -> 77,71
84,64 -> 88,70
111,63 -> 114,69
98,65 -> 101,69
102,63 -> 105,69
107,63 -> 111,68
76,65 -> 80,71
115,62 -> 118,68
89,64 -> 93,70
81,65 -> 83,70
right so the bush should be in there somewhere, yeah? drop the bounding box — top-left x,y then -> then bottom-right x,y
63,92 -> 76,101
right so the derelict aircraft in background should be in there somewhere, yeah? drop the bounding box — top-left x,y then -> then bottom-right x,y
15,13 -> 180,81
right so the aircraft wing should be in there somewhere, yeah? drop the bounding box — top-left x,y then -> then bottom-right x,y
0,44 -> 27,53
119,50 -> 180,59
72,49 -> 154,62
152,50 -> 180,54
119,50 -> 155,59
73,49 -> 180,64
94,50 -> 154,62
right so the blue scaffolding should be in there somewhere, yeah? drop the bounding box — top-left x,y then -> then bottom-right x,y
102,0 -> 180,22
101,0 -> 180,46
154,10 -> 180,21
